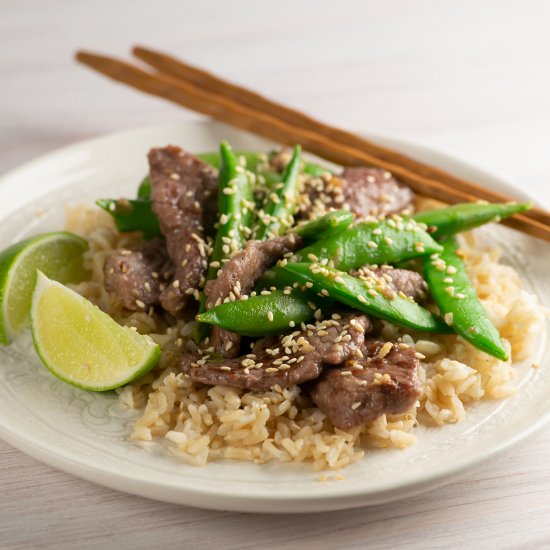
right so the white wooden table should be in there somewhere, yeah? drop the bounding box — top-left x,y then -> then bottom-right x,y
1,1 -> 549,548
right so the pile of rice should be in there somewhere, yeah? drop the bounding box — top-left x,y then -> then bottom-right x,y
65,204 -> 545,471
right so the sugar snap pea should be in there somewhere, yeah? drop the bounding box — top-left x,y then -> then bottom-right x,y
204,142 -> 255,282
137,176 -> 152,199
255,145 -> 302,240
96,198 -> 160,239
260,217 -> 442,291
194,142 -> 255,342
423,237 -> 508,360
413,202 -> 532,238
293,210 -> 354,243
196,290 -> 318,336
282,263 -> 450,333
294,217 -> 442,270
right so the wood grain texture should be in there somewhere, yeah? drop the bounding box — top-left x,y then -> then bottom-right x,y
1,1 -> 549,548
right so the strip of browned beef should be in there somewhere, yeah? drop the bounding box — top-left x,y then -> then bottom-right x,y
298,167 -> 414,220
204,233 -> 303,357
103,238 -> 172,311
341,167 -> 414,218
351,266 -> 427,302
181,313 -> 372,391
310,340 -> 422,429
148,146 -> 217,316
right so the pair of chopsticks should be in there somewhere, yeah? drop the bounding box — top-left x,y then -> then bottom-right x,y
75,46 -> 550,242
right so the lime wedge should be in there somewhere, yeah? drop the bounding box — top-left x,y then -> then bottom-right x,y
30,272 -> 160,391
0,231 -> 89,344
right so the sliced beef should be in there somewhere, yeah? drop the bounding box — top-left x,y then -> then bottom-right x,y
341,167 -> 414,218
103,238 -> 172,311
351,266 -> 427,302
181,313 -> 372,391
204,233 -> 303,357
310,340 -> 422,429
148,146 -> 217,316
297,167 -> 413,220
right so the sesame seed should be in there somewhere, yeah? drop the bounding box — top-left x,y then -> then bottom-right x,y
267,311 -> 274,322
135,299 -> 145,308
444,312 -> 454,326
351,402 -> 361,410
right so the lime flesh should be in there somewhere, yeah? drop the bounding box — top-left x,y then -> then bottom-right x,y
31,272 -> 160,391
0,231 -> 89,343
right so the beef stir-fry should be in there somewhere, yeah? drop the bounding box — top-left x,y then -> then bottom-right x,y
98,142 -> 528,430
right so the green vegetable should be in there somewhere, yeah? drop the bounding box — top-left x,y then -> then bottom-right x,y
413,202 -> 532,238
198,150 -> 267,172
282,263 -> 450,334
96,198 -> 160,239
294,218 -> 442,270
137,176 -> 151,199
205,142 -> 255,281
423,237 -> 508,360
196,290 -> 317,336
195,142 -> 255,342
293,210 -> 354,243
255,145 -> 302,240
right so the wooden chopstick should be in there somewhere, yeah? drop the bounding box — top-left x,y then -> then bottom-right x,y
75,50 -> 550,242
132,45 -> 550,230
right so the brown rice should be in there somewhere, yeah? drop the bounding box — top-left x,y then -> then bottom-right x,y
65,204 -> 545,470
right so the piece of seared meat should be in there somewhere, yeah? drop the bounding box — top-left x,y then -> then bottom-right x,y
103,238 -> 172,311
297,167 -> 413,221
148,146 -> 217,316
181,313 -> 372,391
204,233 -> 303,358
341,167 -> 414,218
351,266 -> 427,302
310,340 -> 422,430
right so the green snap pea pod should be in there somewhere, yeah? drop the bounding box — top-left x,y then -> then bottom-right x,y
205,142 -> 255,281
197,150 -> 268,172
293,210 -> 354,243
423,237 -> 508,360
137,176 -> 152,199
96,198 -> 160,239
413,202 -> 532,238
282,263 -> 451,334
197,151 -> 330,181
196,290 -> 321,336
255,145 -> 302,240
194,142 -> 255,342
301,162 -> 332,178
260,218 -> 442,290
296,218 -> 441,270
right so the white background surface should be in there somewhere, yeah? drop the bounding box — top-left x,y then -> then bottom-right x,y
1,1 -> 549,548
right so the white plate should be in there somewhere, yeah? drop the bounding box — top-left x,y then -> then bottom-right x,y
0,122 -> 548,513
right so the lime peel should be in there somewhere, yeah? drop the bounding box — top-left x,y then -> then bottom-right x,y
31,272 -> 160,391
0,231 -> 89,343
